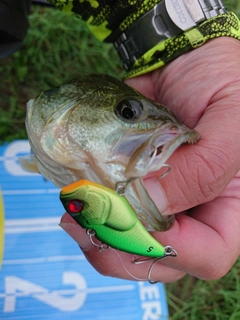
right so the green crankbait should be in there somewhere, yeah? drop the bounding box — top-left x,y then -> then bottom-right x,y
60,180 -> 177,260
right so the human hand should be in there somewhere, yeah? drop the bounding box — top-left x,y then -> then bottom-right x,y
60,37 -> 240,283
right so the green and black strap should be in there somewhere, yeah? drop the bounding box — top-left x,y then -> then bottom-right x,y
127,11 -> 240,77
48,0 -> 240,78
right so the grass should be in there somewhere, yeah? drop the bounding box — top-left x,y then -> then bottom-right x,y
1,2 -> 240,319
0,6 -> 124,143
166,258 -> 240,319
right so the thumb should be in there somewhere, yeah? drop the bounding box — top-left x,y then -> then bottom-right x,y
143,93 -> 240,215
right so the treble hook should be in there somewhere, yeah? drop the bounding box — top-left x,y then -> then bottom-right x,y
115,177 -> 137,196
157,163 -> 171,180
115,145 -> 171,196
146,144 -> 172,181
87,229 -> 109,252
134,246 -> 178,284
148,144 -> 158,168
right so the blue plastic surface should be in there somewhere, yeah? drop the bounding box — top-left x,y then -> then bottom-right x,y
0,141 -> 169,319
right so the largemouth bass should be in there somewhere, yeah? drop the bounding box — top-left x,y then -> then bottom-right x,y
22,74 -> 200,231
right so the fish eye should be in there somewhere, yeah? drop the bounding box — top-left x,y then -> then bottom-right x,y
115,99 -> 143,121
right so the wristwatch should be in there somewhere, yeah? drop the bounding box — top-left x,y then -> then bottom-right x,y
49,0 -> 240,78
113,0 -> 240,77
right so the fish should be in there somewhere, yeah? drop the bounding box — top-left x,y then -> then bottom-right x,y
21,74 -> 200,231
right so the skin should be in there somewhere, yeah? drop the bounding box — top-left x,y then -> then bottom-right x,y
60,38 -> 240,283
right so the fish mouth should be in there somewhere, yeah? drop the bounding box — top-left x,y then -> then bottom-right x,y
125,124 -> 200,179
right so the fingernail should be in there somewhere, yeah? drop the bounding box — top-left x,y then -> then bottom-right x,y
59,222 -> 93,251
143,177 -> 169,215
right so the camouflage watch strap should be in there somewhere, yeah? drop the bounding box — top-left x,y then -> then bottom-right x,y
48,1 -> 240,78
126,11 -> 240,78
48,0 -> 161,41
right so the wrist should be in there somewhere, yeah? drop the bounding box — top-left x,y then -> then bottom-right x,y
110,1 -> 240,78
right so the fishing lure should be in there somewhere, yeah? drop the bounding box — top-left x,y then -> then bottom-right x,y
60,180 -> 177,261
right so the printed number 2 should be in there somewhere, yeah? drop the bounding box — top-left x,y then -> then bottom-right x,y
3,272 -> 87,312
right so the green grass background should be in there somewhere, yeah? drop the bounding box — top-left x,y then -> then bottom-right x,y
1,1 -> 240,318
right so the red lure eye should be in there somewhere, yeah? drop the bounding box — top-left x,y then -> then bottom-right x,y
67,199 -> 84,213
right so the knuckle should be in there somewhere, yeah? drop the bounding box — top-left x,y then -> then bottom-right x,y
190,148 -> 230,203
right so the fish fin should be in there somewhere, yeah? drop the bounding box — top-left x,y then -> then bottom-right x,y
27,99 -> 35,112
19,155 -> 40,173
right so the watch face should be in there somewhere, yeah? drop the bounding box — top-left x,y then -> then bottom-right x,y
165,0 -> 205,31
